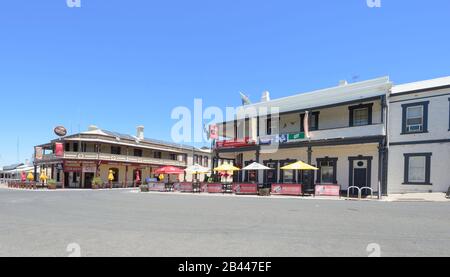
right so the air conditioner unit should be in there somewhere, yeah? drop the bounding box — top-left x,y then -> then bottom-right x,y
407,124 -> 423,132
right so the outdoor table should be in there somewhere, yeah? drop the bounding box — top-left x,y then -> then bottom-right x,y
271,184 -> 303,196
232,183 -> 258,195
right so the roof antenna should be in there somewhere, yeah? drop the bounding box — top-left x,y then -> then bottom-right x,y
240,92 -> 252,106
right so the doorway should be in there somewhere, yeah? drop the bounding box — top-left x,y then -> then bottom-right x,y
84,173 -> 94,189
349,156 -> 373,196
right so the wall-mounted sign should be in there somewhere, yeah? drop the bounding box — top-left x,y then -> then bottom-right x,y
216,137 -> 255,149
54,126 -> 67,137
288,132 -> 306,142
64,161 -> 82,172
35,147 -> 43,160
82,162 -> 97,173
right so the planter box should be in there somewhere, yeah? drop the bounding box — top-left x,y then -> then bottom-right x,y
259,188 -> 271,196
47,184 -> 57,190
140,185 -> 149,192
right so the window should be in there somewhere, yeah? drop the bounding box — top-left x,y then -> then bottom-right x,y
280,160 -> 296,183
403,153 -> 432,185
300,112 -> 320,132
65,143 -> 70,152
266,116 -> 272,135
81,143 -> 87,152
154,151 -> 162,159
204,157 -> 209,167
402,101 -> 429,134
73,143 -> 79,152
264,161 -> 278,183
316,158 -> 338,184
193,155 -> 198,164
111,146 -> 121,155
349,104 -> 373,127
169,154 -> 177,161
134,149 -> 143,157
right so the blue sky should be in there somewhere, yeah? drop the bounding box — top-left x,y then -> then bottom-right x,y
0,0 -> 449,166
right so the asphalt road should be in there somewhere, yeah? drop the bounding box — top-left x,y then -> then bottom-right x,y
0,189 -> 449,257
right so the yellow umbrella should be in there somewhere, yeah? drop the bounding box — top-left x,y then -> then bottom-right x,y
281,161 -> 319,171
108,170 -> 115,181
27,172 -> 34,181
214,163 -> 241,172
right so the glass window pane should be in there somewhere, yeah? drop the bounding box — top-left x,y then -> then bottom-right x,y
353,108 -> 369,126
321,166 -> 334,183
408,156 -> 426,182
407,106 -> 423,119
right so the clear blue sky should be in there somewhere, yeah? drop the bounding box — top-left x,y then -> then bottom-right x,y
1,0 -> 449,166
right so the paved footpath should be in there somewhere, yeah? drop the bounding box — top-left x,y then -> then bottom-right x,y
0,188 -> 449,257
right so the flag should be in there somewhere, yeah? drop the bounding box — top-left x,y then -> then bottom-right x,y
35,147 -> 43,160
209,125 -> 219,140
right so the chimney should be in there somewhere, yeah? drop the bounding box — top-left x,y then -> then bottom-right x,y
339,80 -> 348,86
261,91 -> 271,102
88,125 -> 99,131
137,125 -> 144,140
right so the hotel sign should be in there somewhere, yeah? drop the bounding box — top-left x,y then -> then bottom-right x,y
216,137 -> 255,149
64,161 -> 82,172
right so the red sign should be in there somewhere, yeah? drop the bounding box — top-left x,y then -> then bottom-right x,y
216,137 -> 255,149
148,183 -> 166,192
200,183 -> 208,192
55,142 -> 64,157
315,184 -> 340,197
209,125 -> 219,140
232,183 -> 258,195
35,147 -> 43,160
207,183 -> 223,193
174,182 -> 194,192
64,161 -> 82,172
271,184 -> 303,196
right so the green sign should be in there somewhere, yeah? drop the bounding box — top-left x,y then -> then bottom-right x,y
288,133 -> 306,141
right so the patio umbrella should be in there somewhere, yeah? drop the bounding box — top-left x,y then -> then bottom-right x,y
185,164 -> 211,174
281,161 -> 319,171
242,162 -> 272,183
214,163 -> 241,172
242,162 -> 271,171
154,166 -> 184,175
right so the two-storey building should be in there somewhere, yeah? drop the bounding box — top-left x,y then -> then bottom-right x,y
388,77 -> 450,193
213,77 -> 392,195
34,125 -> 211,188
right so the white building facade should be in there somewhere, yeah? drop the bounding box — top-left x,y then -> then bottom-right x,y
388,77 -> 450,193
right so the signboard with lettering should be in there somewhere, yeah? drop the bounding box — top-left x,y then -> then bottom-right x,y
271,184 -> 303,196
64,161 -> 82,172
207,183 -> 223,193
216,137 -> 255,149
315,184 -> 340,197
174,182 -> 194,192
232,183 -> 258,195
82,163 -> 97,173
288,133 -> 306,141
148,183 -> 166,192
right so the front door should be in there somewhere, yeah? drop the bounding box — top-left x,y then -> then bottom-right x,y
354,168 -> 367,190
84,173 -> 94,189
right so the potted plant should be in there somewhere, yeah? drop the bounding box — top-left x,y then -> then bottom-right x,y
92,177 -> 103,190
47,179 -> 57,190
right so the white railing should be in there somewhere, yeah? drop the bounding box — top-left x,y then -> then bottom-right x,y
308,124 -> 385,141
40,152 -> 187,167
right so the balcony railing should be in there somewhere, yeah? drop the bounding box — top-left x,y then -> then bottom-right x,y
217,124 -> 386,148
38,152 -> 187,167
